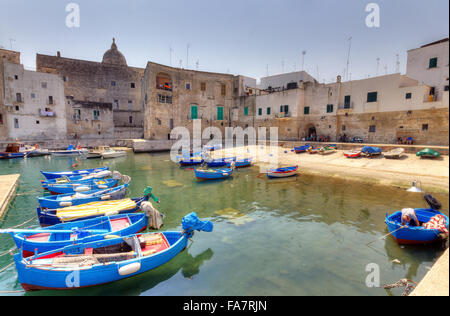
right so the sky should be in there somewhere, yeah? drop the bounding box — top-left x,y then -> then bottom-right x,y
0,0 -> 448,82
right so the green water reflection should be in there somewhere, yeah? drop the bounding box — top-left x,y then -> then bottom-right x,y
0,153 -> 448,296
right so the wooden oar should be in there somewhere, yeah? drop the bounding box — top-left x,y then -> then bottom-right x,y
366,226 -> 405,246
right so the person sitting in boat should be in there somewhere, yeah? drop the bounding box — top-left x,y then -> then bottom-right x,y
401,208 -> 420,227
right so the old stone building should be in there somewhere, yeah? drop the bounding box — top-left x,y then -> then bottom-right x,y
142,62 -> 238,140
0,48 -> 21,141
36,39 -> 145,139
2,61 -> 67,141
1,49 -> 67,141
227,39 -> 449,145
66,97 -> 114,139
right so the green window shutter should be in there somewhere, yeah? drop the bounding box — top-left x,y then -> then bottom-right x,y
217,106 -> 224,120
327,104 -> 333,113
244,107 -> 249,116
429,57 -> 438,68
191,105 -> 198,119
258,108 -> 262,116
280,105 -> 283,112
344,95 -> 351,108
284,105 -> 289,113
304,107 -> 310,115
267,107 -> 271,115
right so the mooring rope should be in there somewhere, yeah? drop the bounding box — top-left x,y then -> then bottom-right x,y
0,247 -> 16,258
0,262 -> 14,274
3,216 -> 38,229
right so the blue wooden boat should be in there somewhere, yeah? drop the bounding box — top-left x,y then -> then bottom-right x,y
294,145 -> 310,153
46,178 -> 118,195
204,144 -> 222,151
37,195 -> 150,227
41,167 -> 109,180
179,157 -> 204,166
4,213 -> 147,257
13,212 -> 213,291
41,170 -> 112,190
385,208 -> 449,245
194,167 -> 233,180
206,157 -> 236,168
0,143 -> 30,159
361,146 -> 382,157
267,166 -> 298,178
235,158 -> 252,168
38,184 -> 129,209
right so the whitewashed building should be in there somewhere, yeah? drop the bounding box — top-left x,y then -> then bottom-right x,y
2,62 -> 67,141
406,38 -> 449,101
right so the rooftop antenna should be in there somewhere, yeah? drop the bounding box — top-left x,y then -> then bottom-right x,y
395,54 -> 400,73
266,64 -> 269,77
282,60 -> 285,74
345,36 -> 352,81
301,51 -> 306,71
179,59 -> 183,69
9,38 -> 15,50
384,65 -> 388,75
186,43 -> 190,69
196,60 -> 199,70
376,58 -> 380,76
169,46 -> 174,67
293,62 -> 297,72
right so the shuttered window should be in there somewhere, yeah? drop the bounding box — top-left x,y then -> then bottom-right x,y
217,106 -> 224,120
190,105 -> 198,119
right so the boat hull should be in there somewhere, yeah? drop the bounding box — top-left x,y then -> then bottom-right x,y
385,208 -> 449,245
195,168 -> 233,180
0,152 -> 27,159
102,151 -> 126,159
267,166 -> 298,178
38,184 -> 128,209
46,179 -> 118,195
37,195 -> 148,227
14,232 -> 188,291
235,159 -> 252,168
179,159 -> 204,166
50,150 -> 88,157
41,167 -> 109,180
12,213 -> 147,257
344,151 -> 361,158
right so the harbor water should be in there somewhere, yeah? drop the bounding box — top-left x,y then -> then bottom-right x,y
0,152 -> 448,296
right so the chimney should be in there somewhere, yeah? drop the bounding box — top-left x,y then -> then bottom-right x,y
57,51 -> 61,58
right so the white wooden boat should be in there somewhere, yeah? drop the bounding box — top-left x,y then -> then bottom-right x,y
100,147 -> 127,159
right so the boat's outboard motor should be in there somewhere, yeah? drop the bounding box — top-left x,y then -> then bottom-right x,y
424,194 -> 442,210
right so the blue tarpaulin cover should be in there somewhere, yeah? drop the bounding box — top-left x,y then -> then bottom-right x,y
361,146 -> 382,154
182,212 -> 213,235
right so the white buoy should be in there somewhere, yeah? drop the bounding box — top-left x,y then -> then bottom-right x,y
407,181 -> 422,193
118,262 -> 141,276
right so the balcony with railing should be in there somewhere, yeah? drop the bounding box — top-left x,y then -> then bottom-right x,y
337,102 -> 354,114
275,112 -> 292,118
39,108 -> 56,117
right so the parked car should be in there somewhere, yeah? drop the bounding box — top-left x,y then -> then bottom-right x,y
350,137 -> 364,143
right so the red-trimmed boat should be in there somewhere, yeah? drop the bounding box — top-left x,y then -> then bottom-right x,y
344,150 -> 362,158
267,166 -> 298,178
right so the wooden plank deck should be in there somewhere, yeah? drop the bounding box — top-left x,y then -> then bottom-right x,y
0,174 -> 20,219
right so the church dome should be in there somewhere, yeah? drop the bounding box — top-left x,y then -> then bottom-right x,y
102,38 -> 127,66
